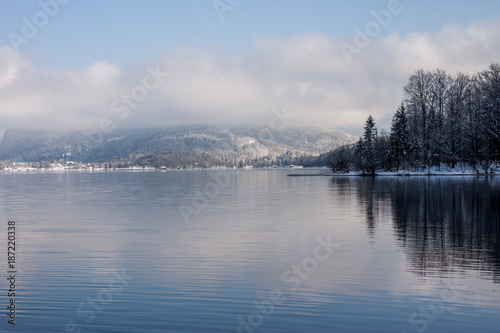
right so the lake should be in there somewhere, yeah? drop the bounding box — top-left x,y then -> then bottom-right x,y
0,170 -> 499,333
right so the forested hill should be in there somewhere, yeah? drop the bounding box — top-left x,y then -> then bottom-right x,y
0,125 -> 357,167
331,63 -> 500,175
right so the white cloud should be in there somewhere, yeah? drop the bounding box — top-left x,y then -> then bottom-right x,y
85,61 -> 120,84
0,47 -> 29,89
0,20 -> 499,134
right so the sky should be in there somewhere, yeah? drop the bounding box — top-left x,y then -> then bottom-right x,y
1,0 -> 500,136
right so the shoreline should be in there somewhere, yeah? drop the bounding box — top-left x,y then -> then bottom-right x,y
329,173 -> 500,176
289,171 -> 500,177
1,166 -> 498,176
0,166 -> 317,174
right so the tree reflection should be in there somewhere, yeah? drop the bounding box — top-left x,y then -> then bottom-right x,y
332,176 -> 500,282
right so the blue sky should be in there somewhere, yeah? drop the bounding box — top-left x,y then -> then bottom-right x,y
2,0 -> 500,69
1,0 -> 500,134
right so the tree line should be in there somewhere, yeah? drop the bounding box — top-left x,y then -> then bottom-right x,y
331,63 -> 500,175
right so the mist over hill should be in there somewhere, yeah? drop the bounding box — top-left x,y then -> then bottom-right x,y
0,125 -> 357,167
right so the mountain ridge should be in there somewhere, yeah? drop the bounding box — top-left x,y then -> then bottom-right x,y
0,125 -> 357,167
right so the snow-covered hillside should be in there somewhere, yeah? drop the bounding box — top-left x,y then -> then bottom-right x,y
0,125 -> 357,166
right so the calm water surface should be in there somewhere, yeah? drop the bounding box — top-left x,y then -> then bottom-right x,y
0,170 -> 499,333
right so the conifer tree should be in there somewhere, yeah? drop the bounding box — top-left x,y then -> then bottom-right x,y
390,104 -> 411,171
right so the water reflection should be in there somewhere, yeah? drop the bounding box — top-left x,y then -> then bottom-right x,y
1,171 -> 498,332
332,176 -> 500,282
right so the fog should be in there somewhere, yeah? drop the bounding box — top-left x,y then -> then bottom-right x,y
1,20 -> 499,135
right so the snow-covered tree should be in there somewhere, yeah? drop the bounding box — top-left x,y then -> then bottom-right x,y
404,69 -> 434,166
429,69 -> 452,167
479,63 -> 500,165
332,62 -> 500,174
443,72 -> 469,167
355,115 -> 378,175
390,104 -> 411,171
330,145 -> 354,173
